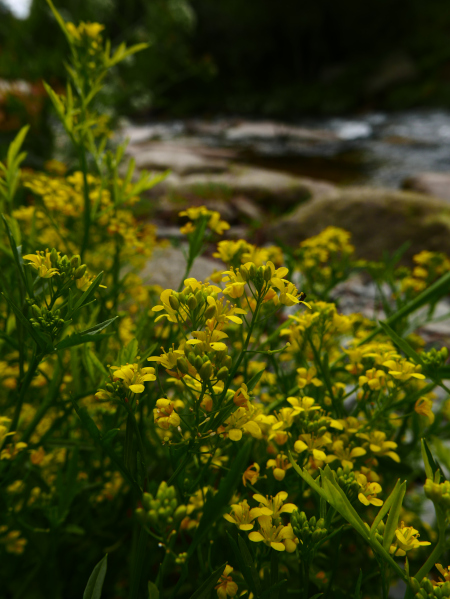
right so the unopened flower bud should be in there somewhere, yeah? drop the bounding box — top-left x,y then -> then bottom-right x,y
216,366 -> 229,381
204,304 -> 216,319
74,264 -> 87,279
199,361 -> 213,381
70,254 -> 81,269
248,263 -> 256,279
239,265 -> 249,281
177,357 -> 190,375
143,493 -> 153,510
194,356 -> 203,372
169,294 -> 180,311
187,296 -> 198,311
174,505 -> 187,521
135,508 -> 147,525
31,304 -> 42,319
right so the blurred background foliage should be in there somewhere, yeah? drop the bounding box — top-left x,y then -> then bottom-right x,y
2,0 -> 450,125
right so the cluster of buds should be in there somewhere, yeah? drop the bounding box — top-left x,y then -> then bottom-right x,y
410,577 -> 450,598
424,479 -> 450,513
421,347 -> 449,374
291,511 -> 327,556
335,467 -> 361,502
136,482 -> 187,534
296,411 -> 330,436
28,303 -> 65,336
178,340 -> 232,383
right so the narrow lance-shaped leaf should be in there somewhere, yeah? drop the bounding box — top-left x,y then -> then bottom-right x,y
382,480 -> 406,551
370,479 -> 403,536
83,554 -> 108,599
187,563 -> 227,599
379,321 -> 424,367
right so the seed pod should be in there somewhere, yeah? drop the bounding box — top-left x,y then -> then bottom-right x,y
74,264 -> 87,279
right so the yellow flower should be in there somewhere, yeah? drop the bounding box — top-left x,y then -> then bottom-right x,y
266,453 -> 292,481
356,473 -> 383,507
215,565 -> 238,599
296,366 -> 323,388
357,431 -> 400,462
383,359 -> 426,382
219,404 -> 263,441
359,368 -> 387,390
111,363 -> 156,393
153,398 -> 182,430
252,491 -> 297,520
248,515 -> 297,552
415,397 -> 435,424
23,250 -> 59,278
389,521 -> 431,557
287,396 -> 321,415
223,499 -> 260,531
326,440 -> 366,469
294,433 -> 332,462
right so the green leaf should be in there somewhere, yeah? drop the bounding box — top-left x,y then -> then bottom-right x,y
188,440 -> 252,557
7,125 -> 29,169
353,570 -> 363,599
79,317 -> 118,336
45,0 -> 72,43
382,480 -> 406,550
288,451 -> 327,500
148,581 -> 159,599
370,479 -> 403,535
2,214 -> 30,295
225,532 -> 260,597
187,563 -> 226,599
55,332 -> 110,351
246,368 -> 265,392
421,438 -> 446,482
68,271 -> 104,318
83,554 -> 108,599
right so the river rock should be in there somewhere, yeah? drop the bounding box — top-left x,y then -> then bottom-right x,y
402,172 -> 450,201
267,187 -> 450,260
126,140 -> 237,175
149,165 -> 338,208
140,246 -> 221,290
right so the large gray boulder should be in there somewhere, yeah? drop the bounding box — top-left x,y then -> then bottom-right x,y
267,187 -> 450,260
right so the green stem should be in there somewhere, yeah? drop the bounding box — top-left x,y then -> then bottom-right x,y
7,351 -> 41,440
79,144 -> 91,260
414,506 -> 447,582
129,528 -> 149,599
270,550 -> 279,599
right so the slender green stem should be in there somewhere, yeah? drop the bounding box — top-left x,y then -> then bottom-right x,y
8,351 -> 41,439
129,528 -> 149,599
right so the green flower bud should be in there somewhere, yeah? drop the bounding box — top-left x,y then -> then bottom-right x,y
435,587 -> 443,599
143,493 -> 153,510
74,264 -> 87,279
177,357 -> 190,375
216,366 -> 229,381
264,265 -> 272,282
187,296 -> 198,311
169,294 -> 180,311
422,579 -> 434,593
199,361 -> 213,381
204,304 -> 216,319
70,254 -> 81,269
248,264 -> 256,279
222,355 -> 232,369
187,352 -> 196,365
441,347 -> 449,360
194,356 -> 203,372
31,304 -> 42,319
148,510 -> 158,527
178,293 -> 186,305
239,265 -> 249,281
174,505 -> 187,521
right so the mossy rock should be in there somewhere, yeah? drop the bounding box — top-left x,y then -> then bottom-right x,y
267,187 -> 450,260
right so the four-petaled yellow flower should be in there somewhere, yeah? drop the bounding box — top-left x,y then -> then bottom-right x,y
415,397 -> 435,424
266,453 -> 293,481
389,521 -> 431,557
252,491 -> 297,520
249,515 -> 297,552
383,359 -> 425,382
357,431 -> 400,462
297,366 -> 323,389
223,499 -> 261,531
356,473 -> 383,506
111,363 -> 156,394
242,463 -> 260,487
23,250 -> 59,278
153,398 -> 182,430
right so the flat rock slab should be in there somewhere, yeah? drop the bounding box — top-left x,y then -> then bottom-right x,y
267,186 -> 450,260
403,172 -> 450,201
149,165 -> 338,208
127,140 -> 238,175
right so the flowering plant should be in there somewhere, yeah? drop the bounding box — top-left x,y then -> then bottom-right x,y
2,5 -> 450,599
